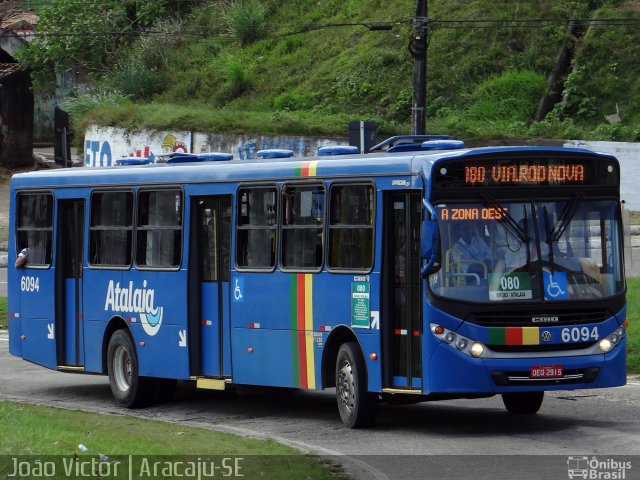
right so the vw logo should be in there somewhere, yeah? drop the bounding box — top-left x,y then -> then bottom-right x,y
541,331 -> 552,342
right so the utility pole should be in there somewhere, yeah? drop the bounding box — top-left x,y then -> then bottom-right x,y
411,0 -> 428,135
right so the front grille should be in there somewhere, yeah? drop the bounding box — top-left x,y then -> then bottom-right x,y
492,367 -> 600,386
470,310 -> 611,327
488,342 -> 595,353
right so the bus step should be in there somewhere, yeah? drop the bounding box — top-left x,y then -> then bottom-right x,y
57,365 -> 85,372
382,388 -> 421,395
195,378 -> 231,391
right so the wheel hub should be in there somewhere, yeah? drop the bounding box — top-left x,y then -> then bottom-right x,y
337,360 -> 355,412
113,345 -> 132,392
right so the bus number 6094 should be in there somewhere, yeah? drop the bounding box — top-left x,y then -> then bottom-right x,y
20,276 -> 40,292
561,327 -> 599,343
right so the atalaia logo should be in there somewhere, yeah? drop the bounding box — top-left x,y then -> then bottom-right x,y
104,280 -> 164,336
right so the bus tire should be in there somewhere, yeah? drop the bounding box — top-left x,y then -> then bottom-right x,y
335,341 -> 378,428
107,330 -> 155,408
502,391 -> 544,414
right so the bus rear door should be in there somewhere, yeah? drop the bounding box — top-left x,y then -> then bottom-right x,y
382,192 -> 422,391
56,199 -> 85,368
188,196 -> 232,379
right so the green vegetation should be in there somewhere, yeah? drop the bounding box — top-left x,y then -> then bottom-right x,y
626,278 -> 640,374
0,402 -> 346,479
0,297 -> 6,330
18,0 -> 640,142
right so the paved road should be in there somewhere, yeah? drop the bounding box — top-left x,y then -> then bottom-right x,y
0,267 -> 5,297
1,333 -> 639,480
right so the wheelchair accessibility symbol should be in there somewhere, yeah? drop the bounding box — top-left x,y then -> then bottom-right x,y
543,271 -> 568,300
233,278 -> 244,302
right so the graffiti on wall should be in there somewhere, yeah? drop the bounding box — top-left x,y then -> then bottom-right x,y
84,126 -> 191,166
193,133 -> 343,160
84,126 -> 347,166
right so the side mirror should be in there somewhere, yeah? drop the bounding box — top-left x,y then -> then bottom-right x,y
421,200 -> 440,277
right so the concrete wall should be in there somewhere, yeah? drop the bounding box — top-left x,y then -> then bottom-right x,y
564,140 -> 640,210
83,125 -> 346,166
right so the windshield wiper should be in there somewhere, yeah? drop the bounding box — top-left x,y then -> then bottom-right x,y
542,206 -> 555,271
549,194 -> 582,244
482,193 -> 529,243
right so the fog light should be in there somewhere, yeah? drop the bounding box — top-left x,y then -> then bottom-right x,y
444,332 -> 456,343
456,339 -> 468,350
599,339 -> 612,353
470,342 -> 485,357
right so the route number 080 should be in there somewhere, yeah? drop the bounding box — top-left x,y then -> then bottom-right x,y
20,276 -> 40,292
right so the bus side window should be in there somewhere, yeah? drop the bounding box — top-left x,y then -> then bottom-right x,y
236,187 -> 277,270
136,189 -> 183,268
281,183 -> 325,271
89,191 -> 133,267
328,184 -> 374,271
16,193 -> 53,267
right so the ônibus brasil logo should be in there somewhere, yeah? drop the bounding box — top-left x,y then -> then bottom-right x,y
104,280 -> 164,336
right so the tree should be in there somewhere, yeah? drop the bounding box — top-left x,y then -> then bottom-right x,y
17,0 -> 172,87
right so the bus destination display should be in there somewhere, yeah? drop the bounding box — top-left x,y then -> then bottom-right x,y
465,164 -> 583,185
433,155 -> 618,189
438,206 -> 507,221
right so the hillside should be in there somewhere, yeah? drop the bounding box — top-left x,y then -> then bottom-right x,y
31,0 -> 640,141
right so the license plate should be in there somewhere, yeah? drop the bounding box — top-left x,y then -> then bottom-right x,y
530,365 -> 564,378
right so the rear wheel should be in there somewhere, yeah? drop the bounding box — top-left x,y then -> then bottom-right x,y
502,391 -> 544,414
335,342 -> 378,428
107,330 -> 155,408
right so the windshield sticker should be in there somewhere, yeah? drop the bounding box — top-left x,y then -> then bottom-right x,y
488,273 -> 532,301
544,271 -> 569,300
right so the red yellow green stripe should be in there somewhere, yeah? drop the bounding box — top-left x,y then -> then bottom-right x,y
489,326 -> 540,345
290,274 -> 316,388
295,160 -> 319,177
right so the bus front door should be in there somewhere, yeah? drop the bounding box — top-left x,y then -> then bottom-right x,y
189,196 -> 232,378
382,192 -> 422,390
56,199 -> 85,367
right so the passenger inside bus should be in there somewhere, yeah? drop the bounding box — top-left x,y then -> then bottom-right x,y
15,247 -> 29,269
449,222 -> 492,284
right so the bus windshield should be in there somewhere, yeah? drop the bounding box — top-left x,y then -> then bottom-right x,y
429,199 -> 624,303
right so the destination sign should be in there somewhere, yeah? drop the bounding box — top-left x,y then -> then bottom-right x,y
433,155 -> 618,189
438,206 -> 507,221
465,164 -> 584,185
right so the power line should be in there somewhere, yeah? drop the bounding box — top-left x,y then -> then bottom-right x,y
14,16 -> 640,39
431,18 -> 640,29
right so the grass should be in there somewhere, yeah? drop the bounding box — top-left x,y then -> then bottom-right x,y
626,278 -> 640,374
0,402 -> 347,479
0,297 -> 6,330
57,0 -> 640,144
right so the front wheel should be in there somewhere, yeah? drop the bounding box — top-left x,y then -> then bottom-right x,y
502,391 -> 544,414
335,342 -> 378,428
107,330 -> 155,408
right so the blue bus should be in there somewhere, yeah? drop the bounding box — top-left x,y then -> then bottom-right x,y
7,140 -> 627,427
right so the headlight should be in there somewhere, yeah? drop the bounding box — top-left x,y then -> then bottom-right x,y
470,342 -> 485,357
431,323 -> 485,358
599,339 -> 612,353
599,326 -> 626,352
